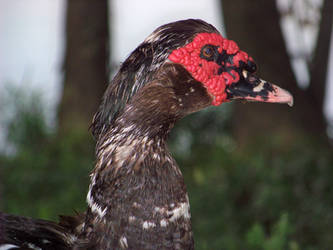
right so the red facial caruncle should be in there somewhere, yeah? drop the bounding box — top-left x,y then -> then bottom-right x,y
168,32 -> 253,106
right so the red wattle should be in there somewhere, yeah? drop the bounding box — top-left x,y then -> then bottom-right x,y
168,32 -> 251,106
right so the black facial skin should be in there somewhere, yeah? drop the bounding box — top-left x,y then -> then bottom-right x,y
245,60 -> 257,73
225,60 -> 275,102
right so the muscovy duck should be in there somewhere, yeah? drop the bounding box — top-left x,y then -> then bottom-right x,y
0,19 -> 293,249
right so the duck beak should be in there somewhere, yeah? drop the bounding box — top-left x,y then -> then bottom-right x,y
225,70 -> 293,107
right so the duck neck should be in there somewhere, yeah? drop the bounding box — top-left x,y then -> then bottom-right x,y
83,100 -> 193,248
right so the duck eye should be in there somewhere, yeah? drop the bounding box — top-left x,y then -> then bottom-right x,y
200,45 -> 216,61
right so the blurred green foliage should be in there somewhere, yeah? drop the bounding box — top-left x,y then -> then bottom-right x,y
1,91 -> 333,249
0,90 -> 94,219
171,110 -> 333,250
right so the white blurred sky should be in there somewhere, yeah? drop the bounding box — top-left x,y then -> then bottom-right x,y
0,0 -> 332,133
0,0 -> 65,106
112,0 -> 223,62
0,0 -> 222,117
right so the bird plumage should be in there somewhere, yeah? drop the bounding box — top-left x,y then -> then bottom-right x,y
0,19 -> 293,249
90,19 -> 218,140
0,212 -> 75,249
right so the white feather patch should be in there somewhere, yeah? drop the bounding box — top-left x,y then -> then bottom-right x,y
142,221 -> 156,230
154,199 -> 191,225
160,219 -> 168,227
167,202 -> 191,222
0,244 -> 20,250
87,181 -> 107,219
119,236 -> 128,249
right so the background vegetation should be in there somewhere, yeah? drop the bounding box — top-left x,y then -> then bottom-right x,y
1,1 -> 333,249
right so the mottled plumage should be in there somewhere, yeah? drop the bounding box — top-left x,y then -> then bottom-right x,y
80,64 -> 211,249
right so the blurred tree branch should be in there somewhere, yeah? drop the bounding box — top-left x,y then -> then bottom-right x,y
221,0 -> 330,146
308,0 -> 333,113
58,0 -> 109,134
